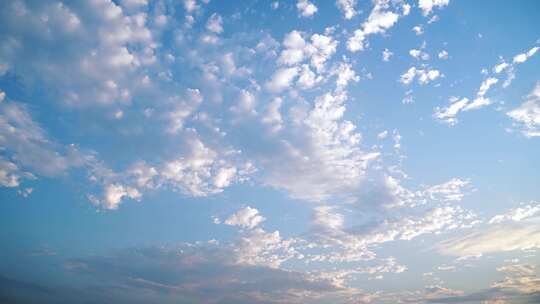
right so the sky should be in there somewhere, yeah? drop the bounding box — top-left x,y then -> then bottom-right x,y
0,0 -> 539,303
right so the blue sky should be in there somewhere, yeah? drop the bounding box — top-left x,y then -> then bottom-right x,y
0,0 -> 539,303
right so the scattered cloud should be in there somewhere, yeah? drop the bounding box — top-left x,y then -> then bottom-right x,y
297,0 -> 318,18
507,83 -> 540,137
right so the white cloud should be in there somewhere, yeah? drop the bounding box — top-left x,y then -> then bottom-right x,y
409,49 -> 430,60
438,218 -> 540,256
434,97 -> 469,125
266,67 -> 299,92
507,83 -> 540,137
438,50 -> 449,59
493,264 -> 540,294
297,0 -> 318,17
224,206 -> 266,229
297,64 -> 319,89
492,46 -> 539,88
308,33 -> 338,72
418,69 -> 441,84
312,206 -> 344,230
412,25 -> 424,35
400,67 -> 441,85
230,90 -> 257,115
92,183 -> 141,210
493,62 -> 509,74
332,62 -> 359,90
0,95 -> 93,181
0,160 -> 31,187
278,31 -> 337,72
437,203 -> 540,256
418,0 -> 450,16
400,67 -> 418,85
489,202 -> 540,224
377,130 -> 389,139
159,138 -> 252,197
120,0 -> 148,11
402,3 -> 411,15
262,91 -> 379,203
463,77 -> 499,111
336,0 -> 357,19
183,0 -> 199,13
262,97 -> 284,132
347,2 -> 399,52
166,89 -> 203,133
513,46 -> 539,63
382,48 -> 393,62
0,0 -> 159,106
424,178 -> 471,202
206,13 -> 223,34
435,78 -> 499,124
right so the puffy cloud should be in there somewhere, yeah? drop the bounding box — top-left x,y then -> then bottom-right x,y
88,135 -> 255,209
230,90 -> 257,115
296,0 -> 318,17
166,89 -> 203,133
382,48 -> 393,61
262,91 -> 379,203
347,1 -> 400,52
0,0 -> 158,107
183,0 -> 199,13
278,30 -> 306,65
438,50 -> 449,59
489,202 -> 540,224
400,67 -> 441,85
158,138 -> 252,197
206,13 -> 223,34
0,160 -> 32,187
91,183 -> 141,210
120,0 -> 148,11
413,25 -> 424,35
418,0 -> 450,16
265,67 -> 299,92
297,64 -> 318,89
507,83 -> 540,137
332,62 -> 359,90
261,97 -> 284,132
336,0 -> 358,19
308,33 -> 338,72
224,206 -> 266,229
400,67 -> 418,85
278,30 -> 337,73
312,206 -> 345,231
409,48 -> 430,60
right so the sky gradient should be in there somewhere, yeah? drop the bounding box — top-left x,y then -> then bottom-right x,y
0,0 -> 540,303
